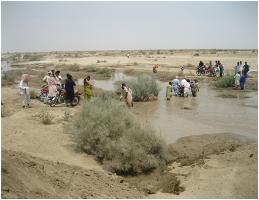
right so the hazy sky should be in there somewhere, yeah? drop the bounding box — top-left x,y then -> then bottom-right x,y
1,1 -> 258,52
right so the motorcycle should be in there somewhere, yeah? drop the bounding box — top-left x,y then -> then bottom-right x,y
39,85 -> 82,107
207,66 -> 220,77
196,66 -> 208,76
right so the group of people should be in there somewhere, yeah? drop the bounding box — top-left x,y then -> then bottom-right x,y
197,60 -> 224,77
234,61 -> 250,90
18,68 -> 95,108
18,59 -> 252,108
166,76 -> 199,100
42,70 -> 94,104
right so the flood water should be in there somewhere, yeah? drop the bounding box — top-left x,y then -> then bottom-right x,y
80,72 -> 258,143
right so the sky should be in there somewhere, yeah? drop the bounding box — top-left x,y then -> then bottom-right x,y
1,1 -> 258,52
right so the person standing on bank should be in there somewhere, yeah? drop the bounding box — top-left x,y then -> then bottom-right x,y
65,74 -> 76,106
83,75 -> 93,100
19,74 -> 31,108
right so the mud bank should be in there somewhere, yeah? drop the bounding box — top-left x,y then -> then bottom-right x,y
1,149 -> 144,199
125,133 -> 257,198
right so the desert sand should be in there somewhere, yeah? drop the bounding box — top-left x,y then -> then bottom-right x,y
1,50 -> 258,198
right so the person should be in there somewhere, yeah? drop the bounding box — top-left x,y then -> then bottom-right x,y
166,82 -> 173,100
240,73 -> 247,90
240,61 -> 243,69
242,62 -> 250,77
153,64 -> 159,73
198,61 -> 204,68
55,70 -> 63,92
179,79 -> 187,97
184,79 -> 191,97
43,71 -> 51,83
47,71 -> 57,98
172,76 -> 180,96
19,74 -> 30,108
234,62 -> 240,75
83,75 -> 93,100
65,74 -> 76,106
190,79 -> 199,97
55,70 -> 62,84
219,61 -> 224,77
234,72 -> 241,89
120,83 -> 133,108
127,53 -> 130,59
207,61 -> 214,76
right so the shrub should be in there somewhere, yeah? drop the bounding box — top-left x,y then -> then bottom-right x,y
29,89 -> 38,99
1,70 -> 20,85
215,74 -> 235,88
193,53 -> 199,56
68,64 -> 80,71
85,66 -> 97,72
210,49 -> 217,54
23,54 -> 42,61
127,75 -> 160,101
66,92 -> 172,175
96,67 -> 113,78
185,63 -> 196,69
40,110 -> 53,124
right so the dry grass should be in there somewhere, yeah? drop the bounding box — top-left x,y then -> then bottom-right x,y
39,110 -> 53,125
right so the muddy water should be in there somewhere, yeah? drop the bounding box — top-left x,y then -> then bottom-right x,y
82,72 -> 258,143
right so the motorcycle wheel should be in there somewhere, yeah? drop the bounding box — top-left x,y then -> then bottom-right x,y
196,71 -> 201,76
50,101 -> 56,107
49,98 -> 56,107
71,97 -> 79,106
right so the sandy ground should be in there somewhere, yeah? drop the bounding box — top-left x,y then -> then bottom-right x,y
8,51 -> 258,74
149,143 -> 258,199
1,85 -> 258,198
1,51 -> 258,198
2,149 -> 144,199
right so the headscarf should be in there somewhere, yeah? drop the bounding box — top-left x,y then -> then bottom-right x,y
180,79 -> 187,87
21,74 -> 29,82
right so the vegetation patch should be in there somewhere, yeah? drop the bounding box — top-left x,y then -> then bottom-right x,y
66,92 -> 172,175
215,74 -> 235,88
126,170 -> 184,195
39,110 -> 53,125
29,89 -> 38,99
126,75 -> 160,101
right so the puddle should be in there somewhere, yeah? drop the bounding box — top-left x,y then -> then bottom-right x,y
80,71 -> 258,143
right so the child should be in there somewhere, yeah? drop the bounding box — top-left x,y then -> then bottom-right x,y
166,82 -> 173,100
191,79 -> 199,97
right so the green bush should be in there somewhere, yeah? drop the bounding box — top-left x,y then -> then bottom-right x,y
127,75 -> 160,101
215,74 -> 235,88
1,70 -> 21,85
96,67 -> 113,78
66,92 -> 172,175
